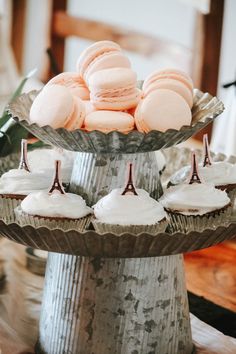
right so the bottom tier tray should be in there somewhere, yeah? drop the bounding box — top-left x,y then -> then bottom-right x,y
0,146 -> 235,354
0,218 -> 236,258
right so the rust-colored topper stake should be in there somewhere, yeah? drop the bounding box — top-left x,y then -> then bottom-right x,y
188,151 -> 202,184
121,163 -> 138,196
19,139 -> 30,172
203,133 -> 212,167
48,160 -> 66,194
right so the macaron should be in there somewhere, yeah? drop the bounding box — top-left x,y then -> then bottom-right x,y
144,78 -> 193,108
65,96 -> 86,130
84,100 -> 96,115
30,85 -> 85,130
76,40 -> 131,84
45,72 -> 90,100
143,68 -> 194,93
84,110 -> 135,134
88,68 -> 141,111
134,89 -> 192,132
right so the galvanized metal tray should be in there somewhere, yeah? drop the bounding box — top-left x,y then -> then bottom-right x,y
0,217 -> 235,258
8,89 -> 224,153
0,147 -> 235,258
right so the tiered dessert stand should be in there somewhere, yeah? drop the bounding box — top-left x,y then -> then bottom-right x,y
1,89 -> 236,354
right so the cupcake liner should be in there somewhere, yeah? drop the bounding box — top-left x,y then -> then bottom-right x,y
0,196 -> 23,222
14,206 -> 93,232
8,89 -> 224,153
166,204 -> 232,234
92,218 -> 168,235
0,153 -> 20,222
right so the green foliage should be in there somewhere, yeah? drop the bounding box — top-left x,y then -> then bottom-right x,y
0,69 -> 44,157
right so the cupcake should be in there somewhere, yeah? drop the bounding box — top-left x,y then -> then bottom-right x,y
0,140 -> 52,218
169,134 -> 236,204
161,152 -> 231,233
92,163 -> 168,235
15,160 -> 93,231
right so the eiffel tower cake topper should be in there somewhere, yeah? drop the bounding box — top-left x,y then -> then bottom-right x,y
121,163 -> 138,196
203,134 -> 212,167
48,160 -> 66,194
188,151 -> 202,184
18,139 -> 30,172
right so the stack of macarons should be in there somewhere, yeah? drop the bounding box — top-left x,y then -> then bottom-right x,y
29,40 -> 194,134
76,40 -> 131,84
135,69 -> 193,132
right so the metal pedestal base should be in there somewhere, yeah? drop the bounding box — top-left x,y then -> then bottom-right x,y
36,253 -> 193,354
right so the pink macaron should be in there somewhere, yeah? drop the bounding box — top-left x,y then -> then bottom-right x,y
45,72 -> 90,100
76,40 -> 131,84
88,68 -> 141,111
30,85 -> 85,130
134,89 -> 192,132
143,68 -> 193,92
84,110 -> 135,134
84,100 -> 96,115
144,78 -> 193,108
65,96 -> 86,130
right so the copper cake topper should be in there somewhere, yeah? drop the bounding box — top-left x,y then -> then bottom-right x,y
48,160 -> 65,194
202,134 -> 212,167
188,151 -> 202,184
121,163 -> 138,195
19,139 -> 30,172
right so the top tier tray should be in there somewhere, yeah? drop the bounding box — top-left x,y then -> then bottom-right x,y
8,89 -> 224,154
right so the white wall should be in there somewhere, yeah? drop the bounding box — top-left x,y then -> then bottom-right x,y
22,0 -> 51,78
65,0 -> 196,78
218,0 -> 236,98
21,0 -> 236,96
211,0 -> 236,153
21,0 -> 196,79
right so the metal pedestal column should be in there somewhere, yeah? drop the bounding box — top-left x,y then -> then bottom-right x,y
35,150 -> 193,353
36,253 -> 193,354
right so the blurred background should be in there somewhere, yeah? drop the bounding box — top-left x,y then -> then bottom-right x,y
0,1 -> 236,353
1,0 -> 236,146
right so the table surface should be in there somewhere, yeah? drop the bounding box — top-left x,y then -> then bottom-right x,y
185,240 -> 236,312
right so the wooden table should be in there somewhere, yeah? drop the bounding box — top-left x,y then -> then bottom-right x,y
185,240 -> 236,312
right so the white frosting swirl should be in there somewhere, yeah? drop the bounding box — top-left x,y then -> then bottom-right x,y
21,190 -> 92,218
0,169 -> 51,195
28,148 -> 76,183
160,183 -> 230,215
170,161 -> 236,186
93,188 -> 167,225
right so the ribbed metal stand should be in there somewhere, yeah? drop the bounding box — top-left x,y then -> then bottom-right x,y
35,151 -> 193,353
36,253 -> 193,354
69,151 -> 163,206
